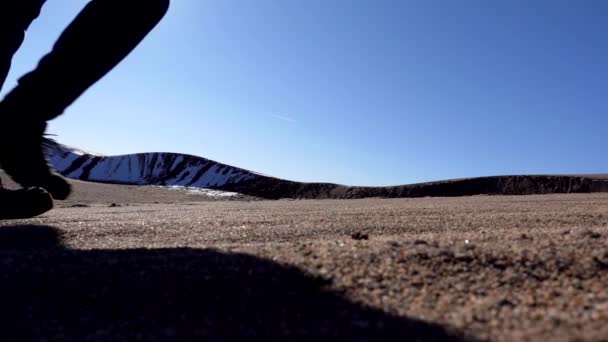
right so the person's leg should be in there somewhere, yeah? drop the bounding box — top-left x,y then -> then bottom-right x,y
3,0 -> 170,121
0,1 -> 53,219
0,0 -> 46,92
0,0 -> 170,199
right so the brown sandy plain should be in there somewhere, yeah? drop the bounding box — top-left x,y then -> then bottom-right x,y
1,176 -> 608,341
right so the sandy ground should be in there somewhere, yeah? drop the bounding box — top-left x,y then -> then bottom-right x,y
1,178 -> 608,341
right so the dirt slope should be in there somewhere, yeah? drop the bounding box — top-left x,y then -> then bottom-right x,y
1,171 -> 256,207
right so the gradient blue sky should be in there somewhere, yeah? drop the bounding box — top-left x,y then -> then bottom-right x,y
2,0 -> 607,186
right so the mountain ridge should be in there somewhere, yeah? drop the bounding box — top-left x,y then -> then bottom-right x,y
46,142 -> 608,199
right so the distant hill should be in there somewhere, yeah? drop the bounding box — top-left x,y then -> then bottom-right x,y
46,142 -> 608,199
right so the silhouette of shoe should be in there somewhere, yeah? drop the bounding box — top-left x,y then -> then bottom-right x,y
0,116 -> 71,200
0,181 -> 54,219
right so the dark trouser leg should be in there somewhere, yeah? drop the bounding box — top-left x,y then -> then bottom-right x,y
0,0 -> 46,93
1,0 -> 170,122
0,1 -> 46,194
0,0 -> 169,199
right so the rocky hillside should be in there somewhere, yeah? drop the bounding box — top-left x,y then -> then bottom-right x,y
46,143 -> 608,199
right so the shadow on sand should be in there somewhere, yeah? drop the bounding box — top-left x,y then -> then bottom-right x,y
0,225 -> 469,341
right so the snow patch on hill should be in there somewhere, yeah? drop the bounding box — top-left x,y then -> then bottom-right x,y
162,186 -> 241,198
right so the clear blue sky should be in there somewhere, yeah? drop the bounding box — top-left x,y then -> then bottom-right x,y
2,0 -> 607,186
